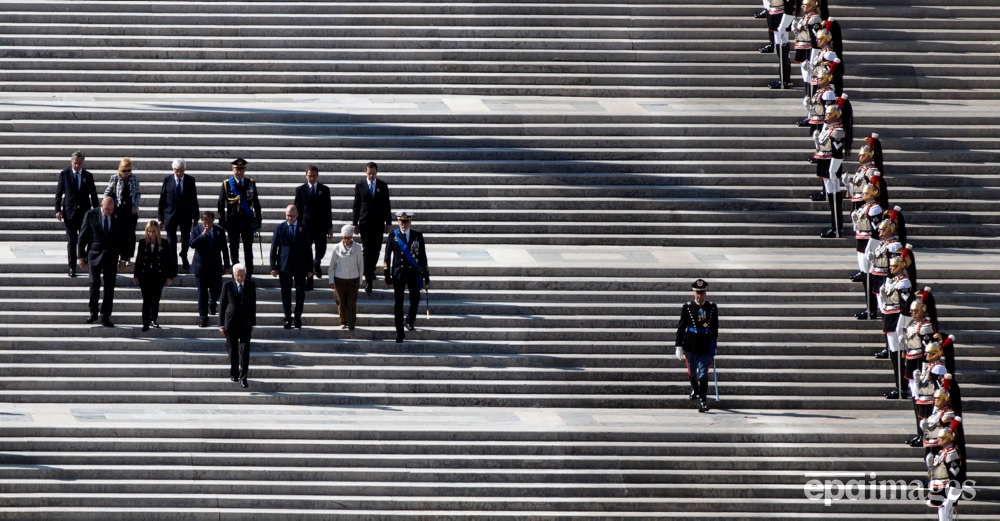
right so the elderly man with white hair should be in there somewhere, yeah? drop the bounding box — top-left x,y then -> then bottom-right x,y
220,263 -> 255,388
328,224 -> 364,330
157,158 -> 199,271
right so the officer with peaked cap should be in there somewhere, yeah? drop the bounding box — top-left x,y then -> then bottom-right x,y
218,158 -> 262,276
674,279 -> 719,413
384,211 -> 429,343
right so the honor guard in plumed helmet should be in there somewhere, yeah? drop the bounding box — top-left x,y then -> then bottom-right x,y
879,243 -> 912,400
814,94 -> 851,239
925,416 -> 963,519
849,175 -> 884,320
921,373 -> 956,447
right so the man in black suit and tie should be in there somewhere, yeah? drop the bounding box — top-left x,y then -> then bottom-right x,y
352,161 -> 392,295
77,196 -> 128,327
383,211 -> 429,343
293,165 -> 333,290
55,150 -> 99,278
270,205 -> 313,329
190,211 -> 231,327
219,263 -> 255,388
158,158 -> 199,271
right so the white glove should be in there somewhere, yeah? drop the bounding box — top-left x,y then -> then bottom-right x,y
675,346 -> 684,360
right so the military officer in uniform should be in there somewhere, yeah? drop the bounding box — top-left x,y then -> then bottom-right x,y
217,158 -> 262,276
383,211 -> 429,344
673,279 -> 719,413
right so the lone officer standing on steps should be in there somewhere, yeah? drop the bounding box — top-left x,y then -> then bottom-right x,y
218,158 -> 262,277
674,279 -> 719,413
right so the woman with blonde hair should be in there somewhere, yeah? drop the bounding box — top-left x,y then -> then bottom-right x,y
328,224 -> 364,331
103,157 -> 141,261
133,220 -> 174,331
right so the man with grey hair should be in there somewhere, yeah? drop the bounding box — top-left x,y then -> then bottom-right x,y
220,263 -> 255,388
158,158 -> 199,271
55,150 -> 99,277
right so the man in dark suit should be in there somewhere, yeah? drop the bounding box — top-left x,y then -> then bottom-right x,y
293,165 -> 333,290
158,158 -> 199,271
352,161 -> 392,295
55,150 -> 99,277
219,264 -> 255,388
77,196 -> 128,327
217,158 -> 262,276
270,205 -> 313,329
190,211 -> 231,327
383,211 -> 429,343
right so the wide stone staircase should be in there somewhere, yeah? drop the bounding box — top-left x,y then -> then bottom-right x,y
0,0 -> 998,518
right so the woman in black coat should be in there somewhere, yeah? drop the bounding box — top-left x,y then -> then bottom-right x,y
133,220 -> 174,331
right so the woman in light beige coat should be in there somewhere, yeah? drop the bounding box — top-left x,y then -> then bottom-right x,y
328,224 -> 364,330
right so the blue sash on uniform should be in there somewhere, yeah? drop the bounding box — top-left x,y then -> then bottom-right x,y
395,230 -> 424,290
228,178 -> 257,230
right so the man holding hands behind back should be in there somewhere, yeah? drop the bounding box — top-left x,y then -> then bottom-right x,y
78,196 -> 129,327
674,279 -> 719,413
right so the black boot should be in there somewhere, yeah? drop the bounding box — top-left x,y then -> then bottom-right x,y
874,348 -> 889,359
809,190 -> 826,202
698,376 -> 709,404
689,377 -> 699,400
753,9 -> 767,18
849,271 -> 865,283
820,194 -> 839,238
759,43 -> 775,54
796,118 -> 811,127
884,353 -> 901,398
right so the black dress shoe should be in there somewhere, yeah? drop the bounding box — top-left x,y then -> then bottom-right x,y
906,435 -> 923,447
758,43 -> 775,53
150,321 -> 160,329
181,256 -> 190,271
283,320 -> 292,330
305,278 -> 314,291
809,190 -> 826,201
405,323 -> 415,332
101,319 -> 115,328
820,228 -> 841,239
365,280 -> 373,295
855,310 -> 873,320
230,377 -> 239,382
884,389 -> 900,399
209,303 -> 217,316
141,325 -> 150,332
768,80 -> 794,90
396,331 -> 405,343
753,9 -> 767,18
874,348 -> 889,359
808,157 -> 818,164
69,268 -> 77,278
796,118 -> 811,127
240,379 -> 248,388
689,389 -> 698,401
849,271 -> 865,283
294,318 -> 302,329
698,401 -> 709,413
85,314 -> 99,324
199,317 -> 208,328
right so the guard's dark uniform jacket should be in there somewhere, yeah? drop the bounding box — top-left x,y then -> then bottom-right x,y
675,301 -> 719,356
